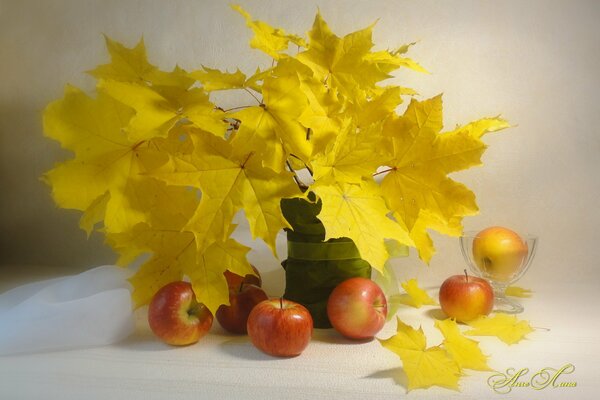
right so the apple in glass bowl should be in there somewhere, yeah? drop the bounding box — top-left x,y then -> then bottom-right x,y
472,226 -> 528,283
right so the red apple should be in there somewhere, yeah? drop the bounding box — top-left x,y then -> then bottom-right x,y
148,281 -> 213,345
326,277 -> 387,340
224,265 -> 262,289
247,298 -> 313,357
472,226 -> 528,283
216,283 -> 268,334
439,271 -> 494,322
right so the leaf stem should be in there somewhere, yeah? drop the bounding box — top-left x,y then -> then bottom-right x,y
244,88 -> 262,104
373,167 -> 395,177
286,159 -> 308,191
223,105 -> 253,112
289,153 -> 313,176
241,152 -> 254,168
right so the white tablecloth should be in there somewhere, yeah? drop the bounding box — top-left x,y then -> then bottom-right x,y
0,262 -> 596,400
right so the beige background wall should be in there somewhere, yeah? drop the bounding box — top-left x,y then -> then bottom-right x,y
1,0 -> 599,286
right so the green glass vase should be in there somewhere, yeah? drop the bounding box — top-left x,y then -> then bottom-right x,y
281,194 -> 372,328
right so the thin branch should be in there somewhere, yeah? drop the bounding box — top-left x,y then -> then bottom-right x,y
373,167 -> 395,177
223,105 -> 253,112
289,153 -> 313,176
286,160 -> 308,191
244,88 -> 262,104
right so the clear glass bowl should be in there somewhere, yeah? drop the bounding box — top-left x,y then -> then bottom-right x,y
460,230 -> 538,314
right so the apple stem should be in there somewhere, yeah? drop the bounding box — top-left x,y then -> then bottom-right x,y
187,299 -> 200,316
279,297 -> 283,309
238,281 -> 244,293
464,269 -> 468,282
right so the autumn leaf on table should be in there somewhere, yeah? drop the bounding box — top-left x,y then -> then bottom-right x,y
464,313 -> 534,345
505,286 -> 533,298
435,319 -> 491,371
390,278 -> 437,308
379,317 -> 461,391
311,180 -> 413,272
380,95 -> 509,262
151,128 -> 301,255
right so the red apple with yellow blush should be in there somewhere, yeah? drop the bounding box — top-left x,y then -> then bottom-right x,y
216,283 -> 268,334
148,281 -> 213,345
327,277 -> 387,340
247,298 -> 313,357
439,271 -> 494,322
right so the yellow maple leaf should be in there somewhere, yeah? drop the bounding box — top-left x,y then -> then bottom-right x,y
99,80 -> 227,140
293,65 -> 344,153
446,116 -> 511,139
105,185 -> 254,313
505,286 -> 533,298
392,278 -> 437,308
435,319 -> 491,371
151,128 -> 301,256
88,36 -> 157,83
189,66 -> 248,92
464,314 -> 534,345
297,12 -> 376,94
117,230 -> 253,313
311,180 -> 413,272
232,5 -> 306,59
230,73 -> 313,171
350,86 -> 405,128
42,85 -> 173,234
379,317 -> 461,391
380,95 -> 509,262
364,48 -> 428,76
297,12 -> 422,96
311,119 -> 386,184
89,36 -> 195,89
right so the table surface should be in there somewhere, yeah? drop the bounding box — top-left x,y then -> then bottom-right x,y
0,265 -> 597,400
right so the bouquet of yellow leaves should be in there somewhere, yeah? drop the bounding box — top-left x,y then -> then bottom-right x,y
43,5 -> 509,317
